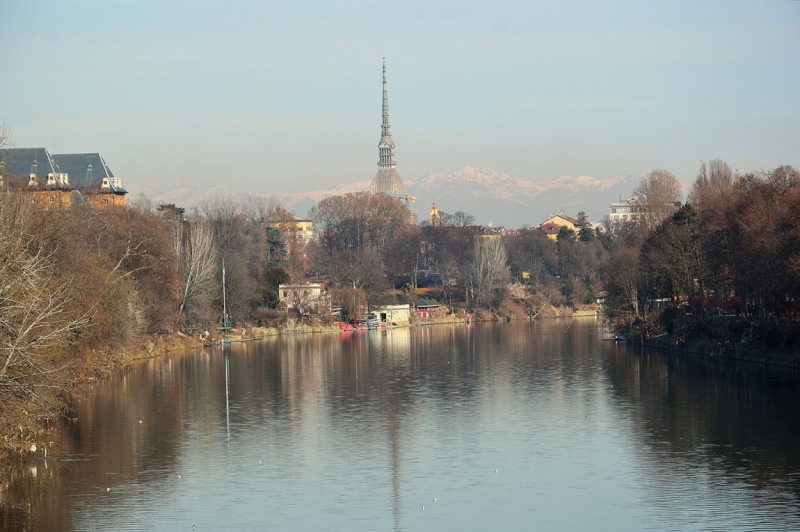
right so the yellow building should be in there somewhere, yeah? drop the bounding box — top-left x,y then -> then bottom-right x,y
429,200 -> 441,226
542,214 -> 578,231
270,219 -> 314,242
539,214 -> 580,241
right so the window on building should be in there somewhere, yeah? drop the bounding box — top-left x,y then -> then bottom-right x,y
103,199 -> 109,205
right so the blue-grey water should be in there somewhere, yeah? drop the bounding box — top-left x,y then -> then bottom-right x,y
3,318 -> 800,531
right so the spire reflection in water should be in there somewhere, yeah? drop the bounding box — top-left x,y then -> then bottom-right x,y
2,319 -> 800,531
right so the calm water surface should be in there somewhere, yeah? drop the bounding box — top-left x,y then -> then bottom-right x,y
3,318 -> 800,531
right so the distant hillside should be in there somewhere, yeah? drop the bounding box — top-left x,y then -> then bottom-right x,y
129,166 -> 640,226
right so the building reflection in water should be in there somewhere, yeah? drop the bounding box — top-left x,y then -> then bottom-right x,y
2,319 -> 800,530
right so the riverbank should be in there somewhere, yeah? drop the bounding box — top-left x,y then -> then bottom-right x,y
412,301 -> 599,324
643,334 -> 800,372
8,317 -> 800,531
1,304 -> 600,476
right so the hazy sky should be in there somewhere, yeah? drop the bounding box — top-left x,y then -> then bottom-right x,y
2,0 -> 798,195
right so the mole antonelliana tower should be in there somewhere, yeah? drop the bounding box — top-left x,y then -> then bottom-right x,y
369,60 -> 408,196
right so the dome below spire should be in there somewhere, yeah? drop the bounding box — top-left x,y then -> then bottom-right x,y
370,167 -> 406,195
370,60 -> 406,194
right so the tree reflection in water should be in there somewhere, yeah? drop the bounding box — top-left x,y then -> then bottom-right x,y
2,319 -> 799,530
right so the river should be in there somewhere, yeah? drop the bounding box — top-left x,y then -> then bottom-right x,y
2,318 -> 800,531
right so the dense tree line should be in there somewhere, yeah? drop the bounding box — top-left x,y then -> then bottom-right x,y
605,162 -> 800,329
10,158 -> 795,453
0,193 -> 178,453
0,192 -> 310,453
307,192 -> 609,316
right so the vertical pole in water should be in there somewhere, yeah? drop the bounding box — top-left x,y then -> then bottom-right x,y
225,353 -> 231,442
222,259 -> 228,327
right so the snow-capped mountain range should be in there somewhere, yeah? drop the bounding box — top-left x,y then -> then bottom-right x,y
129,165 -> 640,227
407,165 -> 639,226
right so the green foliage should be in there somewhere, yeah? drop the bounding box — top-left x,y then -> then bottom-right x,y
578,226 -> 596,242
581,277 -> 596,304
556,226 -> 576,242
265,226 -> 287,268
672,203 -> 698,225
257,267 -> 290,308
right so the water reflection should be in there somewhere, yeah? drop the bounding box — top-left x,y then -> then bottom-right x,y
603,345 -> 800,524
2,319 -> 800,530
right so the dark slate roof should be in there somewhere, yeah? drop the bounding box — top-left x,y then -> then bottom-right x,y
0,147 -> 56,178
0,147 -> 73,190
51,153 -> 127,193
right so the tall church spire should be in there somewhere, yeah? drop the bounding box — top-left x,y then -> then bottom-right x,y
370,59 -> 407,195
378,59 -> 396,169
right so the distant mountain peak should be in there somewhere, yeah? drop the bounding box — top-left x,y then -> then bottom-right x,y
130,165 -> 640,227
407,166 -> 640,225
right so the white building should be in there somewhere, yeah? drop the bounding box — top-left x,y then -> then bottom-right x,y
278,283 -> 330,315
609,198 -> 642,224
373,304 -> 410,325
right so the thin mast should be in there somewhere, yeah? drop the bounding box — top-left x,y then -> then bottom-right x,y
222,259 -> 228,326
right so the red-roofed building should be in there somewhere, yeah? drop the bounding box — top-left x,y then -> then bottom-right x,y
540,222 -> 562,241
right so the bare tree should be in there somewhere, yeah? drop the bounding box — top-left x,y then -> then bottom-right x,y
331,286 -> 367,321
0,194 -> 90,443
0,122 -> 11,189
309,192 -> 409,256
282,285 -> 329,317
198,196 -> 253,321
327,246 -> 386,299
243,195 -> 286,224
175,219 -> 218,319
440,210 -> 476,227
468,237 -> 509,306
606,247 -> 642,319
689,159 -> 735,212
0,122 -> 10,147
632,169 -> 683,234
